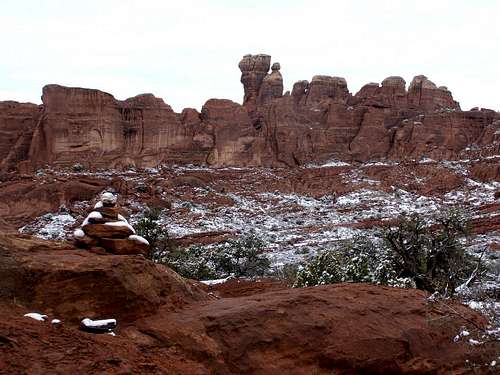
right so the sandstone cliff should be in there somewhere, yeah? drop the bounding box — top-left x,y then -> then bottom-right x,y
1,55 -> 498,171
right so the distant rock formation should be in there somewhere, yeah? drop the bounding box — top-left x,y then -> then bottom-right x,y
0,54 -> 498,171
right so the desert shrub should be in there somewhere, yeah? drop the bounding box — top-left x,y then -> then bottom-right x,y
162,234 -> 270,280
295,209 -> 479,295
135,207 -> 174,262
294,235 -> 414,288
212,235 -> 270,278
382,209 -> 477,295
72,163 -> 84,172
135,205 -> 270,278
271,263 -> 301,286
163,245 -> 218,280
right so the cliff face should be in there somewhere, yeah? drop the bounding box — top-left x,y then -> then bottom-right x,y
1,55 -> 498,171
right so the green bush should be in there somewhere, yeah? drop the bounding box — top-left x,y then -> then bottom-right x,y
163,246 -> 218,280
382,209 -> 477,295
163,234 -> 270,280
294,235 -> 414,288
135,210 -> 271,281
72,163 -> 84,172
212,235 -> 270,278
295,209 -> 479,295
135,207 -> 173,263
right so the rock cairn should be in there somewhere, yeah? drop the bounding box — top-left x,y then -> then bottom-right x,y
73,192 -> 149,255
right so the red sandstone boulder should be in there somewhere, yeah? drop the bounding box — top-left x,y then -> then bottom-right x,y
99,237 -> 149,256
82,223 -> 134,238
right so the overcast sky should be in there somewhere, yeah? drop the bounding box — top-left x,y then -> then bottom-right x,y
1,0 -> 498,112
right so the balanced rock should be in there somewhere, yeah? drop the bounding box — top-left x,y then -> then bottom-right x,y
258,62 -> 284,105
74,191 -> 149,255
239,54 -> 271,106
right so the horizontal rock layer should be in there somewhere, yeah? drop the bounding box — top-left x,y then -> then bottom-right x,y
1,55 -> 498,171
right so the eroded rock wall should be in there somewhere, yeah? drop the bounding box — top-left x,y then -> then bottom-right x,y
1,55 -> 498,171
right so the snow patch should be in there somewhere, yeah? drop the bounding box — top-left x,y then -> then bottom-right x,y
128,234 -> 149,245
19,213 -> 76,240
73,228 -> 85,238
81,318 -> 116,328
24,313 -> 48,322
200,276 -> 233,285
82,211 -> 103,226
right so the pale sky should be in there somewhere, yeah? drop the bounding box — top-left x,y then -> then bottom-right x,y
1,0 -> 498,112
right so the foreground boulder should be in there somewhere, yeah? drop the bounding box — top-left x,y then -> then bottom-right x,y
0,233 -> 207,323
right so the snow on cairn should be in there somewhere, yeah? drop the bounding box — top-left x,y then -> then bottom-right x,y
104,221 -> 136,234
101,192 -> 117,205
82,211 -> 103,227
128,234 -> 149,245
73,228 -> 85,238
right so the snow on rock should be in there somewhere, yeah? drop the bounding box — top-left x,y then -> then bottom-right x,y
200,276 -> 234,285
306,159 -> 351,168
19,213 -> 76,240
100,192 -> 117,205
24,313 -> 48,322
17,160 -> 500,277
117,214 -> 128,223
73,228 -> 85,238
94,201 -> 103,209
104,221 -> 136,234
82,211 -> 103,226
80,317 -> 117,334
128,234 -> 149,245
51,319 -> 61,324
81,318 -> 116,327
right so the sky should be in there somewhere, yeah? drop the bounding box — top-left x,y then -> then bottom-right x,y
0,0 -> 498,112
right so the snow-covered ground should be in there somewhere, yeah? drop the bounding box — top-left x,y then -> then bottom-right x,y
19,212 -> 76,240
20,161 -> 499,270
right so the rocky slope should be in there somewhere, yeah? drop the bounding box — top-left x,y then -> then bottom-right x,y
6,156 -> 498,268
0,233 -> 498,374
0,54 -> 498,172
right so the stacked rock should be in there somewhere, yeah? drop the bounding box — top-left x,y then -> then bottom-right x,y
73,192 -> 149,255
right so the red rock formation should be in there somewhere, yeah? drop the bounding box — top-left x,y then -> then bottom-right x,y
0,101 -> 40,172
407,75 -> 460,111
0,231 -> 496,374
0,54 -> 498,171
